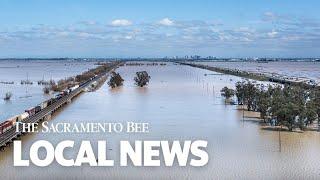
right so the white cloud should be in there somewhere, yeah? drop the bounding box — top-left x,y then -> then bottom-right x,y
158,18 -> 174,26
78,32 -> 91,38
262,12 -> 278,22
3,12 -> 320,57
264,12 -> 275,18
111,19 -> 132,26
57,31 -> 69,37
125,35 -> 132,39
268,30 -> 278,38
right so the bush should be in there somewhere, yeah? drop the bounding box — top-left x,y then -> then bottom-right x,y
4,92 -> 12,101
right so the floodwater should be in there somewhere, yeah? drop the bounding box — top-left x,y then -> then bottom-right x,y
0,62 -> 320,179
0,60 -> 96,120
196,61 -> 320,84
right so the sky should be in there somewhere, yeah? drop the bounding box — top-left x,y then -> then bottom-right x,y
0,0 -> 319,58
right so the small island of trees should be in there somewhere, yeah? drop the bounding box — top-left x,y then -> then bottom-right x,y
221,81 -> 320,131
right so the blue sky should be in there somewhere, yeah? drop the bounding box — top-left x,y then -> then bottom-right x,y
0,0 -> 319,58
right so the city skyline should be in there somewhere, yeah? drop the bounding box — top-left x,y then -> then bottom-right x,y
0,0 -> 320,58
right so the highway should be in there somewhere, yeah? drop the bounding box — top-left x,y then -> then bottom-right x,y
0,63 -> 120,148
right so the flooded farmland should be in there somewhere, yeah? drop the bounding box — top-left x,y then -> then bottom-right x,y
195,61 -> 320,84
0,61 -> 320,179
0,60 -> 96,120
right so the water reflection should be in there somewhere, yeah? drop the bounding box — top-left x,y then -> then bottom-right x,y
109,86 -> 124,94
135,87 -> 149,95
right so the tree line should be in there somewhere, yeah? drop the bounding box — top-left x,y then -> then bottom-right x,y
221,81 -> 320,131
43,62 -> 122,93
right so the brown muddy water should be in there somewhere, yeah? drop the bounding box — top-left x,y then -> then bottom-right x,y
0,62 -> 320,179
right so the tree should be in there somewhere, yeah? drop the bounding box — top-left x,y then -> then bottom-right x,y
234,80 -> 318,131
255,84 -> 270,121
269,85 -> 283,118
235,81 -> 244,105
241,81 -> 258,111
274,102 -> 297,131
108,72 -> 124,88
220,87 -> 235,99
314,90 -> 320,131
303,101 -> 317,126
307,89 -> 320,130
269,85 -> 308,131
235,81 -> 260,111
4,92 -> 12,101
134,71 -> 150,87
43,86 -> 50,94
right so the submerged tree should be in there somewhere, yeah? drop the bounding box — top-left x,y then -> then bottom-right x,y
255,84 -> 271,121
43,86 -> 50,94
303,101 -> 317,126
235,81 -> 245,105
134,71 -> 150,87
107,72 -> 124,88
244,81 -> 258,111
315,89 -> 320,131
4,92 -> 12,101
235,80 -> 320,131
220,87 -> 235,99
307,88 -> 320,130
235,80 -> 258,110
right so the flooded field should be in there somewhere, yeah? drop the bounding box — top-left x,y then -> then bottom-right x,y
0,60 -> 96,120
0,62 -> 320,179
195,61 -> 320,84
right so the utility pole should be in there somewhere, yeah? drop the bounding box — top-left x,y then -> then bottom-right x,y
278,125 -> 282,152
206,83 -> 208,93
242,92 -> 245,122
212,85 -> 214,96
